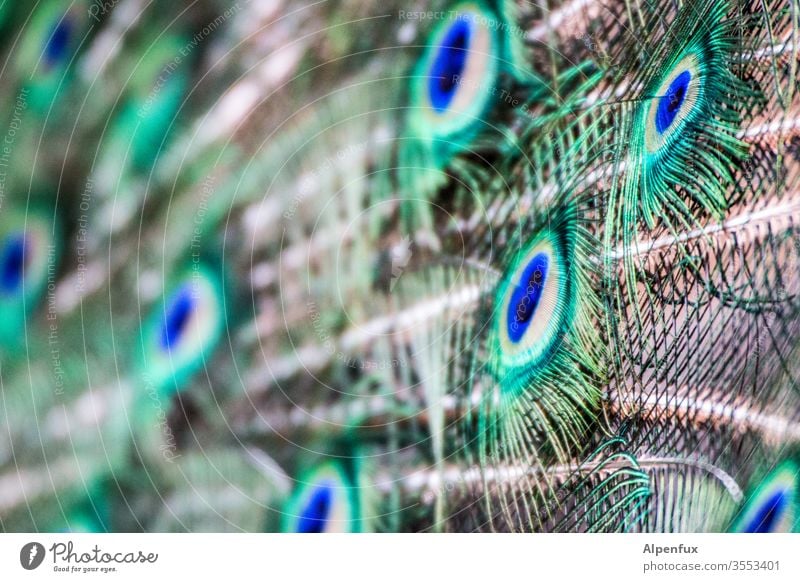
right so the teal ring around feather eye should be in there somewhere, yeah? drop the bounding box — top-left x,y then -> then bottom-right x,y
43,13 -> 75,70
26,3 -> 83,78
490,231 -> 575,398
0,211 -> 59,345
282,463 -> 361,533
730,461 -> 799,533
645,54 -> 702,155
0,233 -> 31,295
410,4 -> 499,140
139,263 -> 226,396
0,227 -> 49,301
17,3 -> 87,111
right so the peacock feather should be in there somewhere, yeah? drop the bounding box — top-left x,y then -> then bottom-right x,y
0,0 -> 798,534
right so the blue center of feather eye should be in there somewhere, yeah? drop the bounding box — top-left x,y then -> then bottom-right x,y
0,233 -> 28,295
159,285 -> 196,351
655,70 -> 691,134
296,482 -> 334,533
428,18 -> 473,114
743,489 -> 789,533
44,16 -> 74,69
506,252 -> 549,343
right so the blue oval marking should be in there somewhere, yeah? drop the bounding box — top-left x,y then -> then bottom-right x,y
655,70 -> 691,135
428,18 -> 473,114
506,252 -> 549,343
297,483 -> 333,533
742,489 -> 789,533
44,16 -> 74,69
159,285 -> 196,351
0,233 -> 28,295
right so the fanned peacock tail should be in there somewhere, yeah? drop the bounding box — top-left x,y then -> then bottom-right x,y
0,0 -> 798,533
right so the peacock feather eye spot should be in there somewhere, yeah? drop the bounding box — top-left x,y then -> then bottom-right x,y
408,5 -> 499,145
731,462 -> 799,533
428,18 -> 473,113
0,233 -> 29,295
0,211 -> 59,345
44,16 -> 74,69
476,210 -> 603,502
644,55 -> 702,154
655,70 -> 691,134
296,481 -> 334,533
744,489 -> 789,533
140,264 -> 226,394
159,285 -> 196,351
506,252 -> 549,343
282,463 -> 361,533
491,231 -> 578,399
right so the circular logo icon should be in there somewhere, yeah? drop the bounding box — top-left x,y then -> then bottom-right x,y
20,542 -> 45,570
